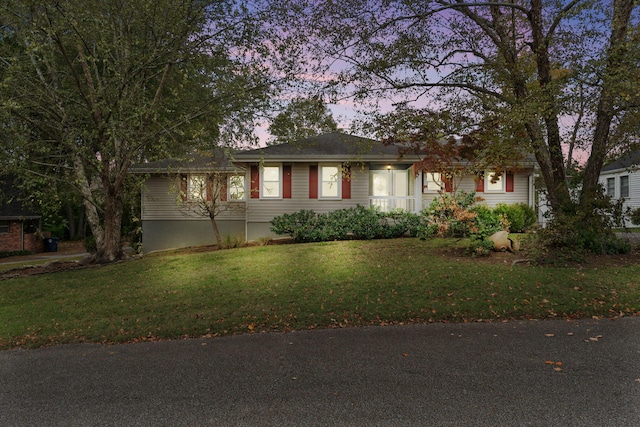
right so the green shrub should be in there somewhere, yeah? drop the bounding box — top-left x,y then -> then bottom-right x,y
219,235 -> 244,249
517,203 -> 538,231
536,194 -> 631,260
270,206 -> 420,243
466,238 -> 495,257
0,250 -> 32,259
470,205 -> 504,239
417,191 -> 478,239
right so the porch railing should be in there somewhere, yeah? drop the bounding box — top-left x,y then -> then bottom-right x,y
369,196 -> 415,213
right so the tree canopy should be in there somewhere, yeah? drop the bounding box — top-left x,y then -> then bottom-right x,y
272,0 -> 640,218
0,0 -> 279,261
267,96 -> 338,144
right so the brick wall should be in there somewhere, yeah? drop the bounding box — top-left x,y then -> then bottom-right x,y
0,221 -> 44,253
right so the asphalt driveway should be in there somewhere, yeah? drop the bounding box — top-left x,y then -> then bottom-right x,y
1,317 -> 639,426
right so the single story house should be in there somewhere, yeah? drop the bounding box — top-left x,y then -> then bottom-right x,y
133,132 -> 537,252
599,151 -> 640,227
0,176 -> 43,253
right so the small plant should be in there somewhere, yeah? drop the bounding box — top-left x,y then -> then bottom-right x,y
466,238 -> 495,257
218,234 -> 244,249
256,237 -> 273,246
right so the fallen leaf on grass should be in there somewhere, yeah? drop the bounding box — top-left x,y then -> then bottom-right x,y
545,333 -> 555,337
401,352 -> 409,357
585,335 -> 603,342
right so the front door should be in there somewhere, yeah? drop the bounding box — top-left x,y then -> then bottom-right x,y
370,169 -> 410,211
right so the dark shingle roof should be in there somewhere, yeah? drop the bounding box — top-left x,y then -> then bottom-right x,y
602,151 -> 640,172
0,176 -> 40,220
233,132 -> 402,161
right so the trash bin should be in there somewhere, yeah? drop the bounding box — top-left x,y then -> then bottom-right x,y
43,237 -> 60,252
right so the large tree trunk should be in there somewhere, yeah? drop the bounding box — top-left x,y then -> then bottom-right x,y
95,181 -> 125,262
73,154 -> 124,263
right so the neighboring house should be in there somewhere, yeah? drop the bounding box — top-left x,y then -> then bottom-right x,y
599,151 -> 640,227
134,132 -> 537,252
0,176 -> 43,253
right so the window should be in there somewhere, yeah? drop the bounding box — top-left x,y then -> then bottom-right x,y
261,165 -> 281,198
423,172 -> 443,192
0,220 -> 8,233
228,175 -> 245,201
319,164 -> 341,198
187,174 -> 207,200
24,219 -> 39,234
620,175 -> 629,198
485,171 -> 504,192
606,177 -> 615,197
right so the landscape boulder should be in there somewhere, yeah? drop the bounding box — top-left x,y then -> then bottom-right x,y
488,230 -> 519,253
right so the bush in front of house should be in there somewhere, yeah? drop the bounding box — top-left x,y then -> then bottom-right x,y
416,191 -> 479,239
493,203 -> 537,233
270,205 -> 420,243
416,192 -> 539,256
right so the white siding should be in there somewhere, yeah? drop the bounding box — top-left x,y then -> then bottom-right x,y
421,173 -> 532,209
599,170 -> 640,227
141,175 -> 246,221
245,163 -> 369,223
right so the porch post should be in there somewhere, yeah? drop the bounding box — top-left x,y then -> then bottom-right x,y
413,171 -> 422,213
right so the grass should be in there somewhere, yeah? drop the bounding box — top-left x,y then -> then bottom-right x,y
1,238 -> 639,349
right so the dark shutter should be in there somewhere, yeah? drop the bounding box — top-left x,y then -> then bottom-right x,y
219,176 -> 228,201
309,165 -> 318,199
475,174 -> 484,192
506,172 -> 515,193
283,165 -> 292,199
342,165 -> 351,199
250,166 -> 260,199
180,175 -> 188,201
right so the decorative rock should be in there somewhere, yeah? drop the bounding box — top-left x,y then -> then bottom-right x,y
488,230 -> 518,253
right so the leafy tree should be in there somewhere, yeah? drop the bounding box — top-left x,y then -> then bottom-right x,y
268,96 -> 338,144
0,0 -> 276,262
273,0 -> 640,245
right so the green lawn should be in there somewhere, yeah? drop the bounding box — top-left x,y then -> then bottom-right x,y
1,238 -> 639,349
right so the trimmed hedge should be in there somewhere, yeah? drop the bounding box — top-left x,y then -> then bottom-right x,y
270,205 -> 420,243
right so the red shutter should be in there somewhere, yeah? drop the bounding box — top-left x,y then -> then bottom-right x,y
506,172 -> 514,192
283,165 -> 292,199
219,176 -> 228,201
444,176 -> 453,192
250,166 -> 260,199
309,165 -> 318,199
342,165 -> 351,199
206,177 -> 213,202
475,175 -> 484,192
180,175 -> 188,201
